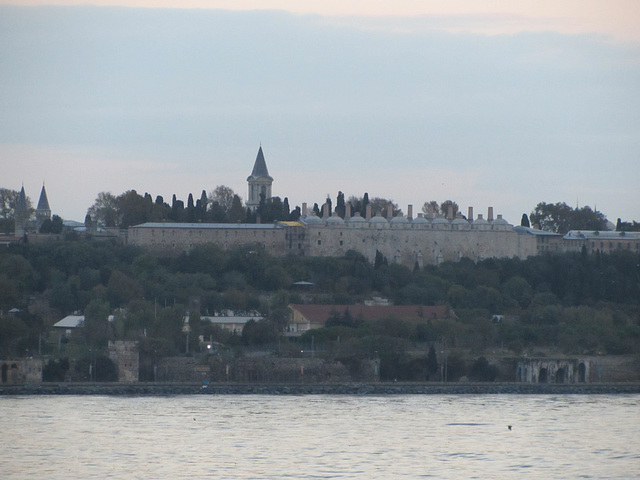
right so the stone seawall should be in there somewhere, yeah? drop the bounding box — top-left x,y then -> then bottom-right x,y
2,382 -> 640,396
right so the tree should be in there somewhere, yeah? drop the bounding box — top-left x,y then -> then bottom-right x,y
421,200 -> 439,217
210,185 -> 236,214
0,188 -> 17,233
421,200 -> 457,218
87,192 -> 118,227
439,200 -> 459,218
40,214 -> 63,234
336,191 -> 346,218
426,345 -> 439,380
229,195 -> 245,223
367,197 -> 400,218
530,202 -> 607,234
116,190 -> 150,228
51,214 -> 63,234
198,190 -> 208,220
83,299 -> 111,348
468,356 -> 498,382
283,197 -> 291,220
521,213 -> 530,227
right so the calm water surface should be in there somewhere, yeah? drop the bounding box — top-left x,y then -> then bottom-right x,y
2,394 -> 639,479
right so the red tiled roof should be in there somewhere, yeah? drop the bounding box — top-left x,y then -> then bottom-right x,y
289,304 -> 453,325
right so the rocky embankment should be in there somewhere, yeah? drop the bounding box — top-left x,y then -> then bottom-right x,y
2,382 -> 640,396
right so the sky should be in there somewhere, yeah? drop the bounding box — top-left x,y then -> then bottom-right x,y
1,1 -> 639,225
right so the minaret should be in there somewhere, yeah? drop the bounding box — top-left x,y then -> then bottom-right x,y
36,183 -> 52,229
14,185 -> 29,237
246,145 -> 274,210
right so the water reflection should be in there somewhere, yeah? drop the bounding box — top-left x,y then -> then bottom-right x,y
2,394 -> 639,479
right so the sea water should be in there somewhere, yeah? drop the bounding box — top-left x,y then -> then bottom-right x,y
2,394 -> 639,479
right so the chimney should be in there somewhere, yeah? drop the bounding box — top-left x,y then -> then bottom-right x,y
407,204 -> 413,219
366,204 -> 372,220
345,202 -> 351,219
427,204 -> 434,219
387,204 -> 393,219
488,206 -> 494,221
468,206 -> 473,221
323,202 -> 329,218
302,202 -> 307,216
447,204 -> 454,219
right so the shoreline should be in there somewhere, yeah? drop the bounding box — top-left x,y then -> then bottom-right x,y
2,382 -> 640,396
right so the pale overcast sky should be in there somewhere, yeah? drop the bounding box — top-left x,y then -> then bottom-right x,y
1,1 -> 639,224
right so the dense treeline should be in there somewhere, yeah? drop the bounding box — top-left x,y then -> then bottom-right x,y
1,238 -> 639,372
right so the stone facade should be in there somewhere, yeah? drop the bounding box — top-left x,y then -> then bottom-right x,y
127,223 -> 286,256
299,210 -> 536,267
516,358 -> 590,384
126,212 -> 640,269
155,355 -> 375,383
108,340 -> 140,383
123,149 -> 640,265
1,358 -> 43,384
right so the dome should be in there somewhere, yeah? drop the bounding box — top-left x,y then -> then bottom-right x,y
411,215 -> 430,226
347,213 -> 366,223
370,215 -> 388,224
452,216 -> 470,229
326,213 -> 344,225
492,216 -> 510,226
302,214 -> 323,225
390,215 -> 409,224
432,217 -> 449,225
473,215 -> 489,225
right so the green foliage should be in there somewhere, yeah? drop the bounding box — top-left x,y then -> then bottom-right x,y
530,202 -> 607,234
1,235 -> 639,379
468,357 -> 498,382
43,358 -> 69,382
83,299 -> 111,348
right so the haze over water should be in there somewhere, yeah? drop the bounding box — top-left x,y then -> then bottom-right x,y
3,394 -> 639,479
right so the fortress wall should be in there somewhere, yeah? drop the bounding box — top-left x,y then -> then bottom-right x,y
128,219 -> 538,268
128,224 -> 287,256
303,222 -> 531,268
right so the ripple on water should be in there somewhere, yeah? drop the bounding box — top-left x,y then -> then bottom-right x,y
1,394 -> 639,480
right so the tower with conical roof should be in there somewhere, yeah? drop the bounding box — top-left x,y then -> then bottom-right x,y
246,145 -> 274,210
14,185 -> 29,237
36,183 -> 52,228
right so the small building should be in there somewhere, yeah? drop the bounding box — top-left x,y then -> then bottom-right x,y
53,315 -> 84,335
563,230 -> 640,255
186,310 -> 264,335
287,304 -> 454,336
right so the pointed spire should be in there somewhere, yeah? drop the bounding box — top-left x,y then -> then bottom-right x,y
17,185 -> 28,211
37,183 -> 50,212
250,145 -> 271,178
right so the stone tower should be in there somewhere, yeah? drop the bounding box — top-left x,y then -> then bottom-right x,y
35,183 -> 51,229
246,145 -> 273,211
14,186 -> 29,237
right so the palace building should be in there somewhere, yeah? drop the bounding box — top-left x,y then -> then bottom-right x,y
128,146 -> 640,267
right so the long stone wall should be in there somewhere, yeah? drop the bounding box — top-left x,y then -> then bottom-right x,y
127,215 -> 538,268
303,221 -> 535,267
127,223 -> 286,257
